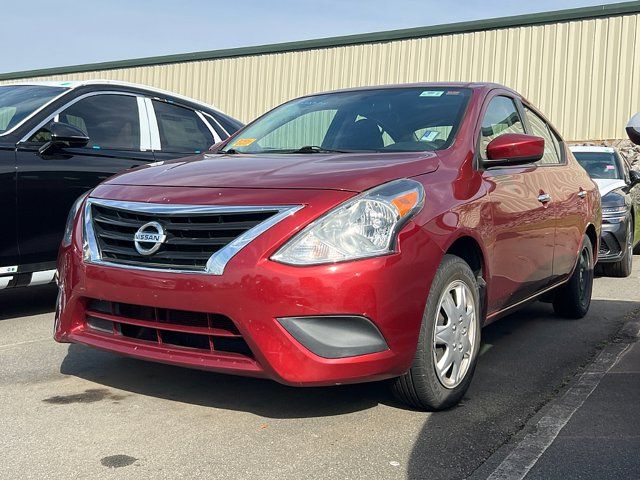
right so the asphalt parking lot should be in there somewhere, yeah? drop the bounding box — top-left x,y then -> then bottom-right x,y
1,263 -> 639,480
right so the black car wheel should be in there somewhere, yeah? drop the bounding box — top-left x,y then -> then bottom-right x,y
553,235 -> 594,319
603,220 -> 633,278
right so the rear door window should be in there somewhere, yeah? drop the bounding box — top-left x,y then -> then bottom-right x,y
152,100 -> 215,153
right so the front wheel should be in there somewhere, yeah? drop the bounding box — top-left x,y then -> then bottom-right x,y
392,255 -> 481,410
552,235 -> 594,319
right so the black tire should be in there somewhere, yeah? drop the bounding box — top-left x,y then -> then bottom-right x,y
392,255 -> 481,410
552,235 -> 594,319
602,220 -> 633,278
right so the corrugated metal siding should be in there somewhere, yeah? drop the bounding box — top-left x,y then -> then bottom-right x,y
2,13 -> 638,140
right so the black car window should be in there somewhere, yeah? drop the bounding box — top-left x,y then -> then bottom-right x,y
28,94 -> 141,149
524,107 -> 561,165
201,112 -> 225,140
211,111 -> 243,135
44,94 -> 141,151
479,96 -> 525,159
0,85 -> 67,134
152,100 -> 214,153
616,152 -> 630,183
62,94 -> 140,150
201,112 -> 228,140
29,129 -> 53,143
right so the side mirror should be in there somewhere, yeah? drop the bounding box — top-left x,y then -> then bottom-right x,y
627,113 -> 640,145
482,133 -> 545,168
629,169 -> 640,187
39,122 -> 90,155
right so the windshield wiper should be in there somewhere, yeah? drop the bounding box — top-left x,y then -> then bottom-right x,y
287,145 -> 349,154
221,146 -> 351,154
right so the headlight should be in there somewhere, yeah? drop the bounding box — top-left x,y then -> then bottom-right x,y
271,179 -> 425,265
62,192 -> 90,247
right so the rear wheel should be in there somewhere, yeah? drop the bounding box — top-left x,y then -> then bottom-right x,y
552,235 -> 594,319
392,255 -> 481,410
602,220 -> 633,278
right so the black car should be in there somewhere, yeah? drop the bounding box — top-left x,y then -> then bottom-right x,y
0,81 -> 242,289
628,113 -> 640,144
571,145 -> 640,277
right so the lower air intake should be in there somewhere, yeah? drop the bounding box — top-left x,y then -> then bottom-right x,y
85,299 -> 253,358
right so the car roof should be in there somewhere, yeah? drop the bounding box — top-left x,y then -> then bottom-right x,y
300,81 -> 519,97
3,79 -> 222,114
569,146 -> 617,154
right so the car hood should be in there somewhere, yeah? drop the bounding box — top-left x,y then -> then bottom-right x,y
592,178 -> 627,198
104,152 -> 439,193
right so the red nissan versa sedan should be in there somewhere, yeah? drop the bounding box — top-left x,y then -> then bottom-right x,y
55,83 -> 600,410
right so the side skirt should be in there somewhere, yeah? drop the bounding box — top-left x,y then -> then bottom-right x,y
485,278 -> 569,325
485,233 -> 594,325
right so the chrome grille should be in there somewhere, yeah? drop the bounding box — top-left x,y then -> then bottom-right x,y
84,199 -> 302,274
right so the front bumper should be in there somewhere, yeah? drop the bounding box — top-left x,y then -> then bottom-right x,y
598,218 -> 629,263
55,189 -> 440,387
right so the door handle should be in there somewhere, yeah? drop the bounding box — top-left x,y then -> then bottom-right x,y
577,189 -> 587,199
538,193 -> 552,204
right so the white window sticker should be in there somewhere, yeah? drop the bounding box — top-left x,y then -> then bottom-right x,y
420,131 -> 439,141
419,91 -> 444,97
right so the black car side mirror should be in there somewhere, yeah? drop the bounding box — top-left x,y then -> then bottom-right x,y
627,113 -> 640,145
39,122 -> 90,155
629,169 -> 640,187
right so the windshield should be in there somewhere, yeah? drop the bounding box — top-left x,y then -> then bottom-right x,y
222,87 -> 472,154
573,151 -> 622,179
0,85 -> 68,134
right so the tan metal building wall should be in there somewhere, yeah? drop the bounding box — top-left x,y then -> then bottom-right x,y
2,3 -> 639,141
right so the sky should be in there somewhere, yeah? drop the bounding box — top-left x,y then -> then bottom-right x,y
0,0 -> 626,74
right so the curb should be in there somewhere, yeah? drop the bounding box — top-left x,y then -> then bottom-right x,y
468,308 -> 640,480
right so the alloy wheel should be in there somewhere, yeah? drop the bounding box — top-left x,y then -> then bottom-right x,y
432,280 -> 477,389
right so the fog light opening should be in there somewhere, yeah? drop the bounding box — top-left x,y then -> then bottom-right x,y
277,315 -> 389,359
